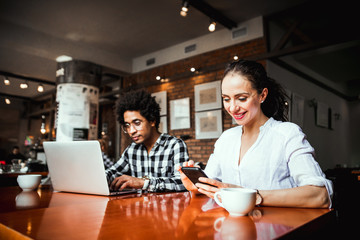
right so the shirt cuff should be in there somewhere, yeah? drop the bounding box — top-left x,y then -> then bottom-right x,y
142,178 -> 150,190
295,175 -> 334,208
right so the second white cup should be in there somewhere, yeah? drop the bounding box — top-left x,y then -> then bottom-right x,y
214,188 -> 256,216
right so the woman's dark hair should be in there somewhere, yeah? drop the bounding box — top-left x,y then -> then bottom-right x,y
224,60 -> 289,121
115,89 -> 161,129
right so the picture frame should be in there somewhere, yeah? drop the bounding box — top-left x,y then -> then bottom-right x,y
195,110 -> 222,139
151,91 -> 167,116
159,116 -> 168,133
170,97 -> 190,130
194,80 -> 222,112
291,92 -> 304,128
316,101 -> 330,128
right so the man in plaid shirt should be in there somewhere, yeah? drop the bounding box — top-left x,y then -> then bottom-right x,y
106,89 -> 189,192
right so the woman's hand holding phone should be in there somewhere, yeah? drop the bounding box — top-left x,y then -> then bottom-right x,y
177,160 -> 199,192
177,161 -> 241,198
177,161 -> 222,197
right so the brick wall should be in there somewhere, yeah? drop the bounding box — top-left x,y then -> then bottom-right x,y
106,37 -> 266,163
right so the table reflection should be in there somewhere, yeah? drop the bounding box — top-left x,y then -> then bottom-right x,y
214,215 -> 257,240
0,186 -> 52,213
13,191 -> 193,239
15,191 -> 40,209
176,195 -> 330,240
98,192 -> 192,239
0,189 -> 333,239
213,209 -> 290,240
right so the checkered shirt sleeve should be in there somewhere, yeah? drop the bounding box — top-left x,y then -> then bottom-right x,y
102,152 -> 114,169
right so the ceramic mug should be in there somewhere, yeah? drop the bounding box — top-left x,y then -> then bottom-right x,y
214,188 -> 256,216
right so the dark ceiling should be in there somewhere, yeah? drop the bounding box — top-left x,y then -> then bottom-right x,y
0,0 -> 359,102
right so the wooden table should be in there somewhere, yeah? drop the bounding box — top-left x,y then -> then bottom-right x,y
0,186 -> 336,239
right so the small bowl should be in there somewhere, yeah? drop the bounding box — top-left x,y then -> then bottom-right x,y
17,174 -> 42,191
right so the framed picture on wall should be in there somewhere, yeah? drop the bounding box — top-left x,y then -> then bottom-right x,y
291,92 -> 304,128
151,91 -> 167,116
195,110 -> 222,139
316,101 -> 330,128
159,116 -> 168,133
194,80 -> 222,112
170,97 -> 190,130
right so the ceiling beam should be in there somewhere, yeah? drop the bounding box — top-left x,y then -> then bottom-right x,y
26,106 -> 56,118
273,20 -> 301,51
187,0 -> 237,30
247,38 -> 357,62
0,93 -> 31,101
0,70 -> 55,86
270,58 -> 357,101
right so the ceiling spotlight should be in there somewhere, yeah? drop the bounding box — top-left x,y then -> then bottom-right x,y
156,76 -> 161,81
40,115 -> 46,134
4,77 -> 10,85
37,84 -> 44,92
208,21 -> 216,32
5,98 -> 11,104
233,55 -> 239,61
180,1 -> 189,17
20,82 -> 28,89
56,55 -> 73,62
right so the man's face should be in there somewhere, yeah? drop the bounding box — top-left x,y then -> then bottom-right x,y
123,111 -> 155,144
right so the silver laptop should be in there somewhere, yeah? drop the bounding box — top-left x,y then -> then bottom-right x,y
43,140 -> 137,196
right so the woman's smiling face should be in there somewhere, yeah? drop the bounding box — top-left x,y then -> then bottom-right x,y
222,72 -> 265,126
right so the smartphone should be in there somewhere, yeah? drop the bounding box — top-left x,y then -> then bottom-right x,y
181,167 -> 215,187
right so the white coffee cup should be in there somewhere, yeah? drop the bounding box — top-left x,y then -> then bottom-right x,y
214,188 -> 256,216
17,174 -> 42,191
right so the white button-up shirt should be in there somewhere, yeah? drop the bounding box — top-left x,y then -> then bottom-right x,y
205,118 -> 333,205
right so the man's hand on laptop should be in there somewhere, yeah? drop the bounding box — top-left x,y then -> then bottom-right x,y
110,175 -> 144,191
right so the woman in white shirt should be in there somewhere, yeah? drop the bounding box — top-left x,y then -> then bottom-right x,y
179,60 -> 333,208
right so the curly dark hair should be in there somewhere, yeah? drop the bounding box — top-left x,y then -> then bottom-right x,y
224,60 -> 289,122
115,89 -> 161,129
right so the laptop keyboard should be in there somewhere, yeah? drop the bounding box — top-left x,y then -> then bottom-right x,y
109,189 -> 138,195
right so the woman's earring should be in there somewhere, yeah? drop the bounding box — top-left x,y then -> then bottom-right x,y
261,100 -> 264,103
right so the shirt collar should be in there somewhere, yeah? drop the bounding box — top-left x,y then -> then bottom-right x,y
238,117 -> 274,132
156,133 -> 167,146
259,117 -> 274,131
134,133 -> 166,149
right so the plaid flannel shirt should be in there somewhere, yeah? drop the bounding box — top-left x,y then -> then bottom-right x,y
102,152 -> 114,169
105,133 -> 189,192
